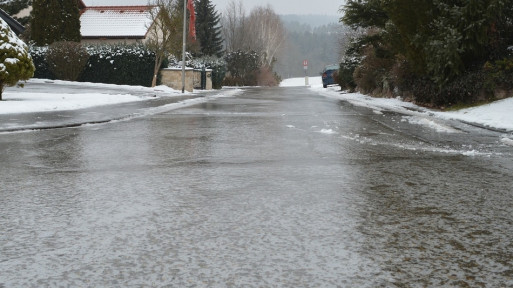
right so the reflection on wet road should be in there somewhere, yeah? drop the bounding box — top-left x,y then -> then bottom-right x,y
1,87 -> 512,287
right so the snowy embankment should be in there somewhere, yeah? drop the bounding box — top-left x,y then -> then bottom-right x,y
0,79 -> 184,114
282,77 -> 513,137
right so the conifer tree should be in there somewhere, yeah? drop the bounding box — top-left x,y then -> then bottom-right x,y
0,18 -> 35,100
30,0 -> 52,45
30,0 -> 81,45
342,0 -> 505,86
60,0 -> 81,42
194,0 -> 224,57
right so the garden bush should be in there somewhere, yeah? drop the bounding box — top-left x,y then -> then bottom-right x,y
46,41 -> 89,81
224,50 -> 260,86
484,57 -> 513,92
30,46 -> 55,79
353,46 -> 394,95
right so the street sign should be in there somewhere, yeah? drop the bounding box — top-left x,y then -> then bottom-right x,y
303,60 -> 308,69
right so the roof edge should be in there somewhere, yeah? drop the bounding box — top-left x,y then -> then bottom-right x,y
82,35 -> 146,39
83,6 -> 153,10
0,8 -> 25,35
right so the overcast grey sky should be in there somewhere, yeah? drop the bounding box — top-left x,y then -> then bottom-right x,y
210,0 -> 343,15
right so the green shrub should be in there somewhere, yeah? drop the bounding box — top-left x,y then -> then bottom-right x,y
353,46 -> 395,95
224,50 -> 260,86
405,69 -> 486,107
483,57 -> 513,91
46,41 -> 89,81
30,46 -> 55,79
338,56 -> 360,92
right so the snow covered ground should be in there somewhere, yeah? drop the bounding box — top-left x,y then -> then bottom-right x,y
282,76 -> 513,134
0,79 -> 187,114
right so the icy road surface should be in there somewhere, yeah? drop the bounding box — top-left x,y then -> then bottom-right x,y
1,87 -> 513,287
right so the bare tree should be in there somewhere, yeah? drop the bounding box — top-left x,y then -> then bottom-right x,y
246,5 -> 285,67
221,0 -> 247,52
146,0 -> 182,87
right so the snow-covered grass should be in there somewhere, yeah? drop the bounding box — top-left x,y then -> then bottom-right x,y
0,79 -> 184,115
438,98 -> 513,131
0,92 -> 145,114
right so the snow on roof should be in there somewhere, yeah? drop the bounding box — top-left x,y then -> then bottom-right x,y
81,0 -> 149,6
82,0 -> 148,7
80,7 -> 153,38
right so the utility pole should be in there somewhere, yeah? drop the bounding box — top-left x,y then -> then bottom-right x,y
181,0 -> 187,93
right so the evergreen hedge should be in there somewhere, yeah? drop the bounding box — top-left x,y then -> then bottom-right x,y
81,45 -> 156,87
30,44 -> 160,87
30,46 -> 55,80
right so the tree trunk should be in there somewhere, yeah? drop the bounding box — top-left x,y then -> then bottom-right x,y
0,83 -> 3,101
152,56 -> 162,88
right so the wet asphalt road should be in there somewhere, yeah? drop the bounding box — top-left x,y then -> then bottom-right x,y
1,87 -> 513,287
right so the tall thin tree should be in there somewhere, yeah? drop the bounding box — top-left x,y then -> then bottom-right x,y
60,0 -> 81,42
221,0 -> 247,52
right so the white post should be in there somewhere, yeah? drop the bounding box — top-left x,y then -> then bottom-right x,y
181,0 -> 187,93
303,59 -> 309,86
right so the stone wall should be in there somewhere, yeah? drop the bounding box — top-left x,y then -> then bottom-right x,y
161,68 -> 213,92
161,68 -> 194,92
193,69 -> 213,90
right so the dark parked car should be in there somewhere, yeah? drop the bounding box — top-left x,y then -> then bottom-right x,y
321,65 -> 339,88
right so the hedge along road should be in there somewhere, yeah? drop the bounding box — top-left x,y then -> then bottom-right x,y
1,86 -> 513,287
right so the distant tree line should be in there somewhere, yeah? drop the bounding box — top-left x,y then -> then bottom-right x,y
338,0 -> 513,107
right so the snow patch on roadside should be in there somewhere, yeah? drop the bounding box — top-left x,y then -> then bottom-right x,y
437,98 -> 513,131
319,128 -> 337,134
501,137 -> 513,146
402,116 -> 461,133
0,92 -> 145,114
311,84 -> 513,133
